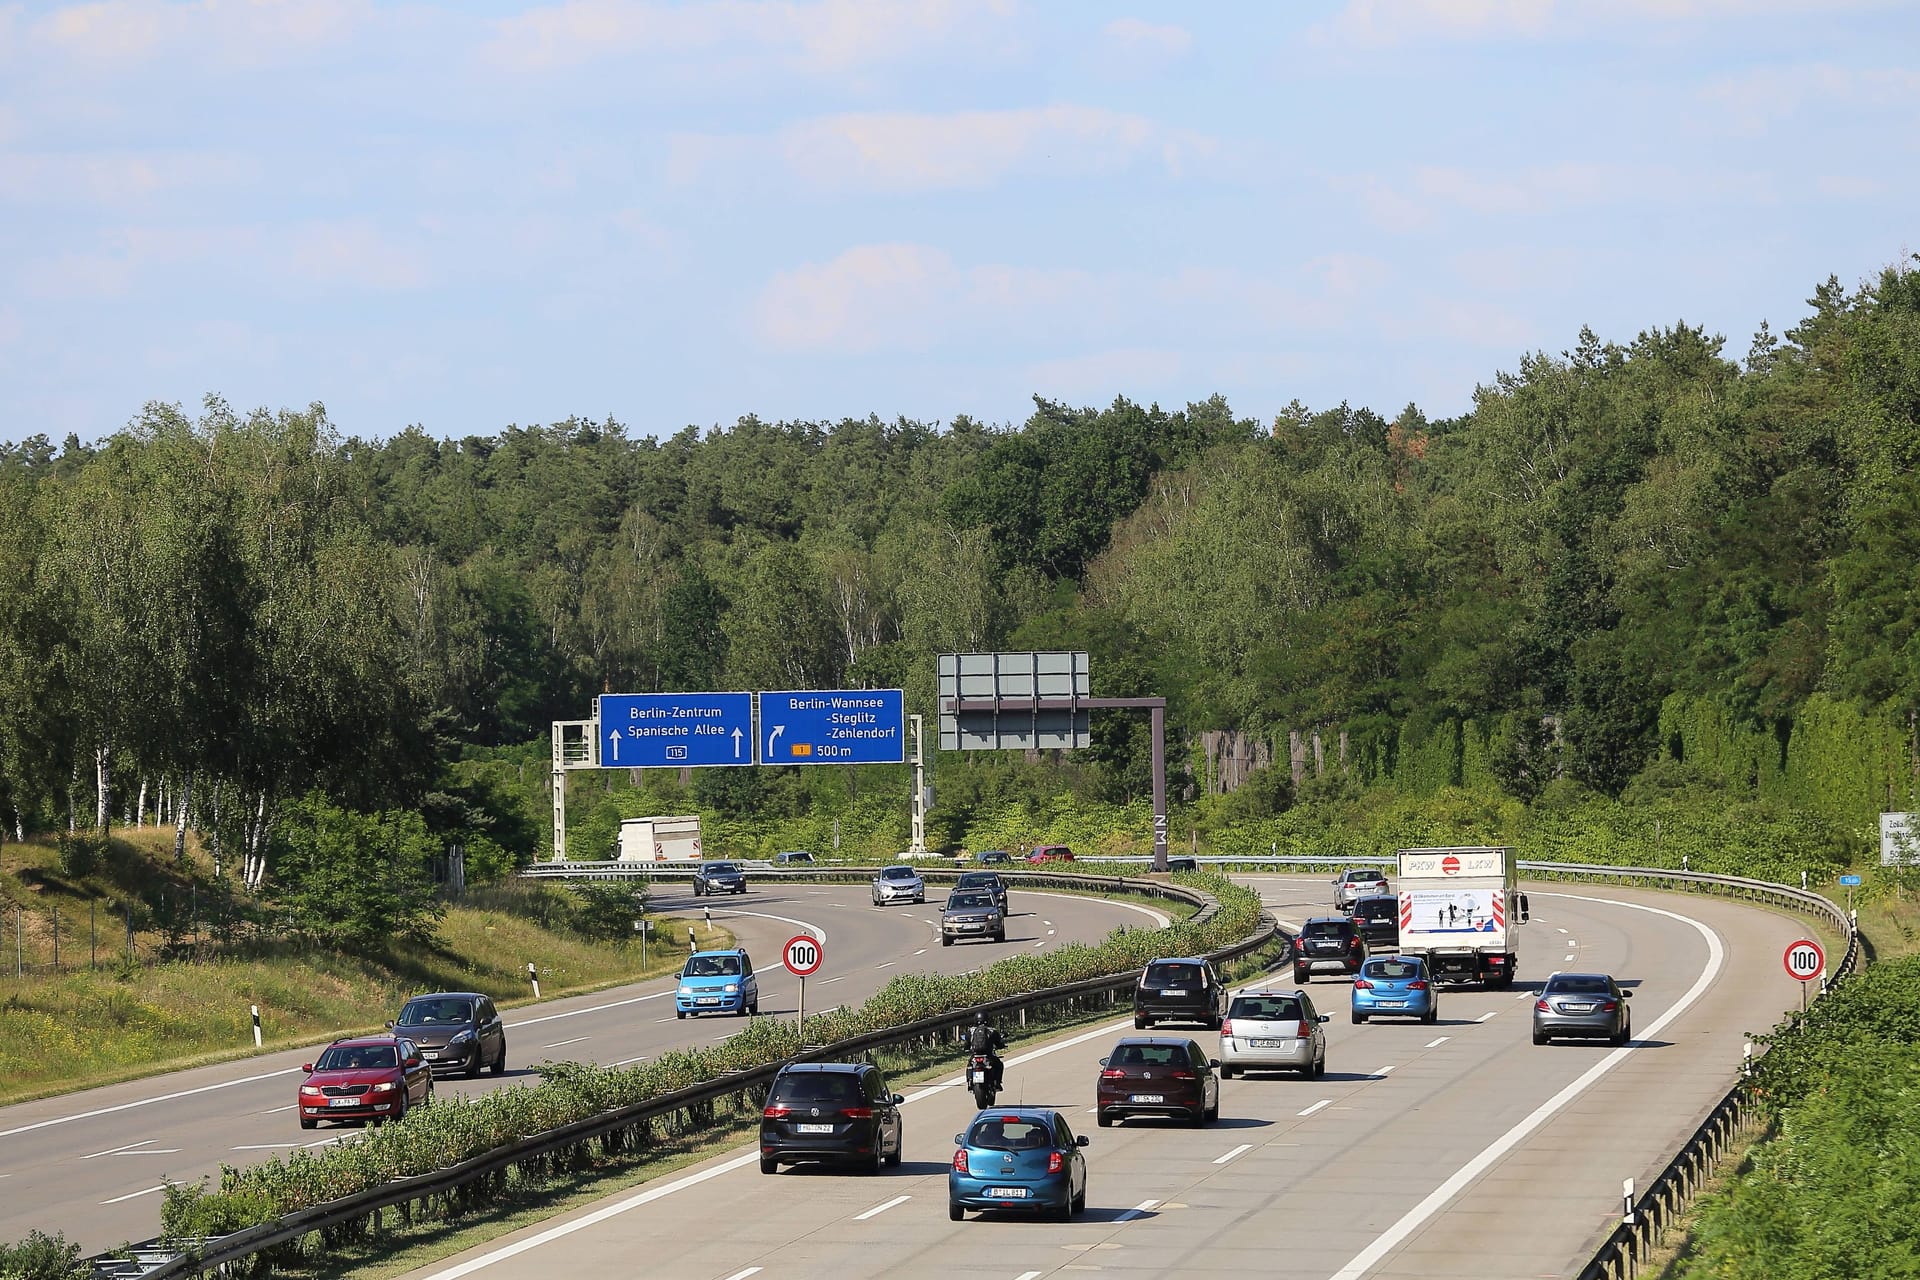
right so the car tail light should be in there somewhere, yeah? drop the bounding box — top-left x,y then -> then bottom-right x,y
1535,999 -> 1550,1012
1168,1070 -> 1195,1081
1101,1068 -> 1126,1079
1219,1019 -> 1233,1038
1408,981 -> 1428,991
840,1106 -> 874,1119
1354,978 -> 1373,990
953,1149 -> 969,1173
1297,1021 -> 1315,1038
1047,1151 -> 1064,1174
763,1104 -> 791,1119
1293,937 -> 1306,952
1489,955 -> 1506,966
1601,1001 -> 1618,1012
1350,936 -> 1363,950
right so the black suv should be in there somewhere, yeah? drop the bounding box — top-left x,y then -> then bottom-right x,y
388,991 -> 508,1078
1133,956 -> 1228,1029
1350,895 -> 1400,949
954,870 -> 1008,911
759,1061 -> 904,1175
692,861 -> 747,896
1293,915 -> 1368,982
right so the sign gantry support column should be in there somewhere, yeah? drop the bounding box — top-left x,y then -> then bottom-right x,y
908,714 -> 929,854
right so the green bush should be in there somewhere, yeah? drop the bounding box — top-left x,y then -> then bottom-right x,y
0,1229 -> 89,1280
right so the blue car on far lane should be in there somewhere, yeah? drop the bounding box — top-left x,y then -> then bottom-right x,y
949,1107 -> 1089,1222
1351,955 -> 1438,1025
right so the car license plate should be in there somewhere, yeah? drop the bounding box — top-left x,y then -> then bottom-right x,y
986,1187 -> 1028,1198
1379,1000 -> 1405,1008
1249,1038 -> 1293,1049
1131,1093 -> 1165,1103
420,1051 -> 438,1059
1161,989 -> 1188,996
795,1123 -> 834,1134
1564,1002 -> 1595,1012
327,1097 -> 357,1108
697,997 -> 720,1005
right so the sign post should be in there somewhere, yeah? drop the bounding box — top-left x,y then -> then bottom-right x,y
1839,873 -> 1862,915
1783,938 -> 1824,1014
783,934 -> 824,1036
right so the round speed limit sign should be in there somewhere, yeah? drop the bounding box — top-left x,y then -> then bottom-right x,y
1783,939 -> 1824,982
783,934 -> 824,977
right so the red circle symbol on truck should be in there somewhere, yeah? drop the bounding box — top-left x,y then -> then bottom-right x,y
1440,855 -> 1461,875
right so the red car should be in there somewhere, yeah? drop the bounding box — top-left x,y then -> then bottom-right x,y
298,1035 -> 434,1129
1027,845 -> 1075,863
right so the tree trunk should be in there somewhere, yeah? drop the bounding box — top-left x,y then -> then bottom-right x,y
95,743 -> 111,835
174,774 -> 195,869
136,778 -> 149,828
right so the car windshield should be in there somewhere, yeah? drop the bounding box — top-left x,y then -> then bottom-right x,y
947,893 -> 993,910
706,863 -> 738,874
957,874 -> 996,888
881,867 -> 915,880
966,1116 -> 1055,1151
1548,975 -> 1613,994
1302,920 -> 1350,938
1145,963 -> 1202,985
770,1072 -> 862,1104
1364,959 -> 1421,980
1355,900 -> 1395,919
685,955 -> 742,977
778,852 -> 810,861
1229,995 -> 1303,1021
397,998 -> 473,1025
1344,870 -> 1382,883
317,1044 -> 398,1071
1109,1042 -> 1184,1067
977,850 -> 1007,859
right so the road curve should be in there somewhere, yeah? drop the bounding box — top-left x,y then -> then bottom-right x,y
390,875 -> 1813,1280
0,881 -> 1163,1252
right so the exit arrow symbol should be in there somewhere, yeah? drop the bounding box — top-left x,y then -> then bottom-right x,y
767,724 -> 784,758
731,727 -> 743,759
605,730 -> 621,763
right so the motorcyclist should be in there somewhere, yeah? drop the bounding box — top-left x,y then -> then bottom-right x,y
966,1011 -> 1006,1093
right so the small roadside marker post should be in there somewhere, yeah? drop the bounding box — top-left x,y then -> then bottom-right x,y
251,1004 -> 262,1048
528,962 -> 541,999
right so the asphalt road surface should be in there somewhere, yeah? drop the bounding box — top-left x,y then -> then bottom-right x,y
0,880 -> 1167,1252
390,875 -> 1814,1280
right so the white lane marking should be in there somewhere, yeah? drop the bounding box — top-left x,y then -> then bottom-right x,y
1475,1012 -> 1498,1022
1372,1065 -> 1396,1076
1326,892 -> 1725,1280
111,1148 -> 180,1155
1116,1198 -> 1159,1223
876,961 -> 896,969
542,1037 -> 590,1049
1299,1100 -> 1331,1116
1015,1272 -> 1044,1280
611,1056 -> 649,1067
1516,992 -> 1532,1000
233,1143 -> 303,1150
504,991 -> 670,1030
1213,1143 -> 1253,1165
854,1194 -> 911,1221
722,1269 -> 763,1280
1557,928 -> 1568,934
1022,890 -> 1172,929
260,1104 -> 297,1115
723,909 -> 828,945
1043,920 -> 1053,927
1032,940 -> 1046,948
303,1137 -> 343,1148
1565,954 -> 1575,962
1424,1037 -> 1449,1049
100,1185 -> 166,1204
2,1068 -> 303,1140
1048,930 -> 1057,936
914,949 -> 927,956
82,1140 -> 155,1160
654,1017 -> 674,1023
819,976 -> 846,985
1567,940 -> 1577,946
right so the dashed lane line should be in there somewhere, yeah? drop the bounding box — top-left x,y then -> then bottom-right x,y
1214,1144 -> 1253,1165
854,1194 -> 911,1221
1299,1100 -> 1332,1117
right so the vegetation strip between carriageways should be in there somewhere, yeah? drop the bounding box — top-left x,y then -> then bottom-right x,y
108,872 -> 1261,1278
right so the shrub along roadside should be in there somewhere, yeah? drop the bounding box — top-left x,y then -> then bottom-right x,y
148,873 -> 1260,1246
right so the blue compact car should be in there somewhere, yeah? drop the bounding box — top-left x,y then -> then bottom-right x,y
949,1107 -> 1089,1222
675,949 -> 760,1018
1351,955 -> 1438,1025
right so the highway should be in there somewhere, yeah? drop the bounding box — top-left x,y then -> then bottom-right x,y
391,874 -> 1812,1280
0,880 -> 1165,1252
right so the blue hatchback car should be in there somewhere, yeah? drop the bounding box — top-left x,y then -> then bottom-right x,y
1351,955 -> 1438,1024
675,949 -> 759,1018
949,1107 -> 1089,1222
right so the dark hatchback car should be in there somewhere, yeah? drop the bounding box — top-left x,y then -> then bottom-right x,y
1350,895 -> 1400,949
954,870 -> 1009,911
297,1035 -> 433,1129
1292,915 -> 1368,983
692,861 -> 748,895
973,849 -> 1012,865
1133,956 -> 1229,1029
759,1061 -> 905,1174
1096,1036 -> 1220,1127
389,991 -> 507,1078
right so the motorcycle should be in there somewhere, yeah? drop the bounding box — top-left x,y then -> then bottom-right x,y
966,1054 -> 998,1108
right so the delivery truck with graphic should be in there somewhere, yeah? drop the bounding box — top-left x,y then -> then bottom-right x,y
1393,846 -> 1529,987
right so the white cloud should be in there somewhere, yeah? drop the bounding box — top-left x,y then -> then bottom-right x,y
30,0 -> 372,66
1699,63 -> 1920,133
1345,163 -> 1774,230
1102,17 -> 1192,57
18,220 -> 428,299
485,0 -> 1016,74
1312,0 -> 1902,47
286,221 -> 428,290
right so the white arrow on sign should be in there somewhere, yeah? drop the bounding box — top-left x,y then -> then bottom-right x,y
605,730 -> 621,763
767,724 -> 784,759
732,727 -> 744,759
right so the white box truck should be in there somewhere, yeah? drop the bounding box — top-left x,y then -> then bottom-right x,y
1394,846 -> 1528,988
615,815 -> 703,863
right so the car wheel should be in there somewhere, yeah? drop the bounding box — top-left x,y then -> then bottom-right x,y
391,1095 -> 407,1124
994,931 -> 1006,943
1187,1106 -> 1206,1128
1096,1112 -> 1113,1128
748,1000 -> 759,1016
692,882 -> 702,897
737,885 -> 746,895
949,1202 -> 964,1221
299,1117 -> 317,1130
1072,1182 -> 1085,1213
760,1157 -> 778,1175
1207,1015 -> 1222,1031
886,1123 -> 903,1167
676,1010 -> 687,1020
1134,1015 -> 1148,1029
1423,1006 -> 1438,1025
424,1082 -> 435,1107
1204,1094 -> 1219,1123
1352,1011 -> 1366,1025
1051,1200 -> 1072,1223
1532,1029 -> 1549,1046
1293,969 -> 1310,985
942,936 -> 953,947
1220,1065 -> 1236,1080
491,1041 -> 508,1074
865,1142 -> 885,1175
466,1051 -> 482,1079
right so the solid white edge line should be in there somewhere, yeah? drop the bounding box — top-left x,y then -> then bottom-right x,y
1325,892 -> 1725,1280
721,908 -> 828,945
504,990 -> 670,1030
853,1193 -> 911,1221
99,1185 -> 166,1205
1213,1143 -> 1253,1165
1021,890 -> 1172,929
3,1069 -> 303,1140
1115,1198 -> 1159,1223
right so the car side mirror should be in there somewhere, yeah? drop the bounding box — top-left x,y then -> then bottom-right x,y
892,1094 -> 906,1104
1208,1058 -> 1220,1068
1097,1056 -> 1109,1066
407,1055 -> 422,1067
1518,893 -> 1531,923
1623,990 -> 1633,998
1075,1135 -> 1090,1147
954,1133 -> 966,1145
1319,1014 -> 1331,1023
301,1063 -> 313,1073
384,1020 -> 395,1029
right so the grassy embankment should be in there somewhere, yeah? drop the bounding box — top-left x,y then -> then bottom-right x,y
0,830 -> 712,1107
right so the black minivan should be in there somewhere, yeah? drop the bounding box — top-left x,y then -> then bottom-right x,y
759,1061 -> 905,1175
1133,956 -> 1228,1030
1350,894 -> 1400,949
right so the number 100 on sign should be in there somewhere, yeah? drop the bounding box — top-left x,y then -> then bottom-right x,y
1783,940 -> 1824,982
783,935 -> 823,977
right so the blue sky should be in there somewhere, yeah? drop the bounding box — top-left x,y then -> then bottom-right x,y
2,0 -> 1916,446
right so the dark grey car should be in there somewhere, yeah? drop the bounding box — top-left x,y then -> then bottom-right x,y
1533,972 -> 1633,1045
693,861 -> 748,895
389,991 -> 507,1077
1350,895 -> 1400,949
941,890 -> 1006,945
954,870 -> 1008,911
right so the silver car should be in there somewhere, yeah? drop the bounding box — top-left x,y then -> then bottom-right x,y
1533,972 -> 1632,1045
1218,989 -> 1328,1078
1333,867 -> 1390,911
871,864 -> 925,905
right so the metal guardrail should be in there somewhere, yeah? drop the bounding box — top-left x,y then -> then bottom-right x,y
92,861 -> 1858,1280
94,875 -> 1258,1280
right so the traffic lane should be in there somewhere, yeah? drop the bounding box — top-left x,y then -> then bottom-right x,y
396,886 -> 1777,1280
0,883 -> 1160,1251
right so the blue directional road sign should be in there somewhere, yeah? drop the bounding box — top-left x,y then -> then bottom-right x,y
1839,874 -> 1863,886
597,692 -> 754,768
760,689 -> 905,766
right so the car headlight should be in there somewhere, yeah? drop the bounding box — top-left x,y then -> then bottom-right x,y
722,983 -> 739,993
449,1030 -> 475,1046
299,1085 -> 322,1096
370,1081 -> 398,1093
679,986 -> 694,996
